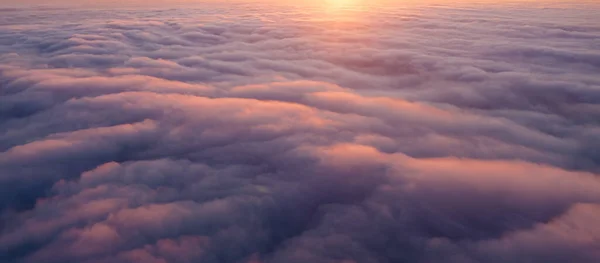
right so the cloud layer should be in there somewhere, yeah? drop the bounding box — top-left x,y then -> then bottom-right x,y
1,1 -> 600,263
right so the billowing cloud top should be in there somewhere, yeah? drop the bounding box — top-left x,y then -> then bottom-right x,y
1,1 -> 600,263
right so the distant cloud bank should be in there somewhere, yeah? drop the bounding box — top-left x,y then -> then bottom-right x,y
1,2 -> 600,263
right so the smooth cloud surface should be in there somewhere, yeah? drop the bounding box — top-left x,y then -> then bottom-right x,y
1,1 -> 600,263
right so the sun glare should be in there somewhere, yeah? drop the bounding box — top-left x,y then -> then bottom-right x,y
325,0 -> 360,9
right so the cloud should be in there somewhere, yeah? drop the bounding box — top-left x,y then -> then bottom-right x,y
1,1 -> 600,263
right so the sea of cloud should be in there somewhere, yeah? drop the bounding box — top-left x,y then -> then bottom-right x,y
1,1 -> 599,262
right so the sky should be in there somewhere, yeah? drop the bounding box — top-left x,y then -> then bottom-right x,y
0,0 -> 599,263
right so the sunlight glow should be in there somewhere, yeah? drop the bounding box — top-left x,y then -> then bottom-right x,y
325,0 -> 361,9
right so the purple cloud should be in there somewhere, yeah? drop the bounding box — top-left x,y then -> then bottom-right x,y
1,1 -> 600,263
